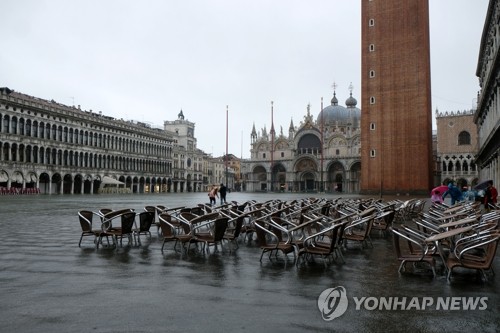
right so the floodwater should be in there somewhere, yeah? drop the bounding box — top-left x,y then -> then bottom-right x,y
0,192 -> 498,333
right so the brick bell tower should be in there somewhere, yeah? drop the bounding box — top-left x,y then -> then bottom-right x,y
360,0 -> 433,195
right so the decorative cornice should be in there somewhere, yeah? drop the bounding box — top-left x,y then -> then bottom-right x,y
435,109 -> 475,118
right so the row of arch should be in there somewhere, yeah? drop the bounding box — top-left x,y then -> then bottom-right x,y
296,133 -> 360,151
0,168 -> 210,194
0,113 -> 172,156
246,157 -> 361,193
442,177 -> 480,192
256,133 -> 360,154
441,156 -> 477,174
0,170 -> 173,194
1,140 -> 171,174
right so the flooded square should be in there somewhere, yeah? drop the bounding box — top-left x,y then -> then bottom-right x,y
0,192 -> 498,333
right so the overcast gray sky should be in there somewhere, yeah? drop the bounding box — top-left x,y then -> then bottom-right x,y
1,0 -> 488,159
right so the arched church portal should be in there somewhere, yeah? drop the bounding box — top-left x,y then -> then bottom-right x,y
301,172 -> 316,192
252,165 -> 268,191
271,163 -> 286,192
328,162 -> 345,193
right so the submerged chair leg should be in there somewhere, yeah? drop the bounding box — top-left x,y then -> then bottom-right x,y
398,261 -> 406,274
334,248 -> 345,263
322,255 -> 328,267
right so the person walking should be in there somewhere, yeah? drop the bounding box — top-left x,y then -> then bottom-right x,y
442,182 -> 463,205
208,185 -> 218,206
484,180 -> 498,211
219,183 -> 227,205
431,190 -> 443,204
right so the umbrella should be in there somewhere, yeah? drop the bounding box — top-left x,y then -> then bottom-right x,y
431,185 -> 449,196
473,180 -> 492,191
101,176 -> 125,186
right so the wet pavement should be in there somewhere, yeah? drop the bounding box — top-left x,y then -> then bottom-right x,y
0,192 -> 498,333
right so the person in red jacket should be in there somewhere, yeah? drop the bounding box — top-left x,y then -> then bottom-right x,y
484,181 -> 498,210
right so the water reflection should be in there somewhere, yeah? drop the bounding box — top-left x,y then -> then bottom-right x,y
0,193 -> 498,333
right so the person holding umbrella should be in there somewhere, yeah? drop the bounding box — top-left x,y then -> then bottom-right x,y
431,190 -> 443,203
442,182 -> 463,205
431,184 -> 448,203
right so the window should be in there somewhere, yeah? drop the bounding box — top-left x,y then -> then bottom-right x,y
263,153 -> 266,158
370,149 -> 376,157
370,96 -> 376,104
11,117 -> 17,134
281,152 -> 284,157
463,161 -> 469,172
369,70 -> 375,78
458,131 -> 471,145
369,19 -> 374,26
3,115 -> 10,133
370,123 -> 376,130
369,44 -> 375,52
336,149 -> 340,156
26,119 -> 31,136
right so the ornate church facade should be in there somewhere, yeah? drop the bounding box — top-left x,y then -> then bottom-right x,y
242,88 -> 361,193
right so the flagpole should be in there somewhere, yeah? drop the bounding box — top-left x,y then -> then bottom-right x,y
270,101 -> 275,192
225,105 -> 229,189
320,97 -> 324,192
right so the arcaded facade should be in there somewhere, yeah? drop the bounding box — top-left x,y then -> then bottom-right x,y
242,89 -> 361,193
360,0 -> 433,195
0,87 -> 173,194
475,0 -> 500,189
436,109 -> 479,189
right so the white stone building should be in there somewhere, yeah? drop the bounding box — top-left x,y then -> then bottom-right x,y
242,88 -> 361,193
475,0 -> 500,189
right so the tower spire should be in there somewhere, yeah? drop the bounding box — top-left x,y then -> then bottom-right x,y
331,81 -> 338,106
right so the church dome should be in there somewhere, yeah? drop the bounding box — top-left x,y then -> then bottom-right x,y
331,93 -> 338,105
317,92 -> 361,127
345,93 -> 357,107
